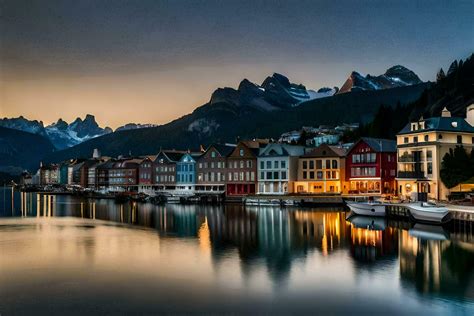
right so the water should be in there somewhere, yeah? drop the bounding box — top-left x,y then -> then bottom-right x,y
0,187 -> 473,315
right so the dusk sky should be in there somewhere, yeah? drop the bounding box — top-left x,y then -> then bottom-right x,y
1,0 -> 472,129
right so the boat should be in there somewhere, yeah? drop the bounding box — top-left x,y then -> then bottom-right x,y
345,200 -> 386,217
406,202 -> 452,224
346,215 -> 386,231
409,223 -> 450,240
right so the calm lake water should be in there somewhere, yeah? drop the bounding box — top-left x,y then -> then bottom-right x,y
0,187 -> 473,315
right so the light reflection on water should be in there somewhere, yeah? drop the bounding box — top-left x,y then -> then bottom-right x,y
0,188 -> 473,315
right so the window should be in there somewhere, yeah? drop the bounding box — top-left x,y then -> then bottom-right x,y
273,171 -> 278,180
413,136 -> 418,143
316,160 -> 322,169
247,160 -> 252,168
427,163 -> 433,175
211,151 -> 216,158
316,171 -> 323,179
266,161 -> 271,169
281,161 -> 286,169
260,161 -> 264,169
472,137 -> 474,144
457,135 -> 462,144
438,134 -> 443,140
326,160 -> 331,169
266,172 -> 272,180
332,160 -> 338,169
274,161 -> 279,169
424,135 -> 429,142
309,171 -> 315,179
404,137 -> 409,144
260,172 -> 265,180
309,160 -> 314,169
427,150 -> 432,161
302,161 -> 308,169
281,171 -> 287,179
303,171 -> 307,179
240,161 -> 244,168
239,149 -> 244,156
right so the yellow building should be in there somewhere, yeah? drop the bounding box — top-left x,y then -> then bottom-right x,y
396,106 -> 474,201
294,144 -> 347,194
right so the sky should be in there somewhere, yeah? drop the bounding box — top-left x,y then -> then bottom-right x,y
1,0 -> 473,129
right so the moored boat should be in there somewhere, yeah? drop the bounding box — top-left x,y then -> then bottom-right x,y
345,201 -> 386,217
406,202 -> 451,225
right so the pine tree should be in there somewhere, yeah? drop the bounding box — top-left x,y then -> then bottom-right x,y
440,146 -> 472,189
436,68 -> 446,82
447,60 -> 458,76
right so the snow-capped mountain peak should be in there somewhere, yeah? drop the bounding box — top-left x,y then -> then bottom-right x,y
338,65 -> 422,94
0,115 -> 113,150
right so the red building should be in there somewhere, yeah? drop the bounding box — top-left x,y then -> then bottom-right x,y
225,141 -> 263,197
345,137 -> 397,195
138,156 -> 155,186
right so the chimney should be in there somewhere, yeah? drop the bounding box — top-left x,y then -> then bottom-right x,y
441,107 -> 451,117
466,103 -> 474,127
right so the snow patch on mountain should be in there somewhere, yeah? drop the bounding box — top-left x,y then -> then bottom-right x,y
115,123 -> 157,132
188,119 -> 219,136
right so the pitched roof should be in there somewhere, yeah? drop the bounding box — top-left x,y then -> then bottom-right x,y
259,143 -> 306,157
302,144 -> 347,158
211,143 -> 236,157
350,137 -> 396,153
154,150 -> 187,162
398,117 -> 474,135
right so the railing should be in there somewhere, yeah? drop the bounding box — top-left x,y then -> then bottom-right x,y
397,171 -> 425,179
398,155 -> 423,163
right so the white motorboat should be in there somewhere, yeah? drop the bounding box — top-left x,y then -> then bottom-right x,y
346,215 -> 386,231
409,223 -> 449,240
406,202 -> 451,224
346,201 -> 386,217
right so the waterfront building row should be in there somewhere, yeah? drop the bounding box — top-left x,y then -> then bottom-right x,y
32,105 -> 474,201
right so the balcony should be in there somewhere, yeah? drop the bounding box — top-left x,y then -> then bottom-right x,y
398,154 -> 424,163
397,171 -> 425,179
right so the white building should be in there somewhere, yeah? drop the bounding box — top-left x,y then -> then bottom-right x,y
257,143 -> 306,195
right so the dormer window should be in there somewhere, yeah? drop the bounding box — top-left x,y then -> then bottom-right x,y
239,149 -> 244,156
411,123 -> 417,131
419,121 -> 425,129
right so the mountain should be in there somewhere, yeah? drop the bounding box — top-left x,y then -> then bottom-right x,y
338,65 -> 423,94
44,79 -> 429,163
410,54 -> 474,119
116,123 -> 157,132
0,114 -> 112,150
0,116 -> 46,135
209,73 -> 336,111
348,54 -> 474,141
0,126 -> 55,174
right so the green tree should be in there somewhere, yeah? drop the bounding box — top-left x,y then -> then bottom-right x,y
440,146 -> 472,189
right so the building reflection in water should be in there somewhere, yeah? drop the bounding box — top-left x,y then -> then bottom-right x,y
5,190 -> 474,302
399,227 -> 474,301
347,216 -> 398,263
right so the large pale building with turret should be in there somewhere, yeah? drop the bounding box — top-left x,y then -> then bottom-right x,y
396,105 -> 474,201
